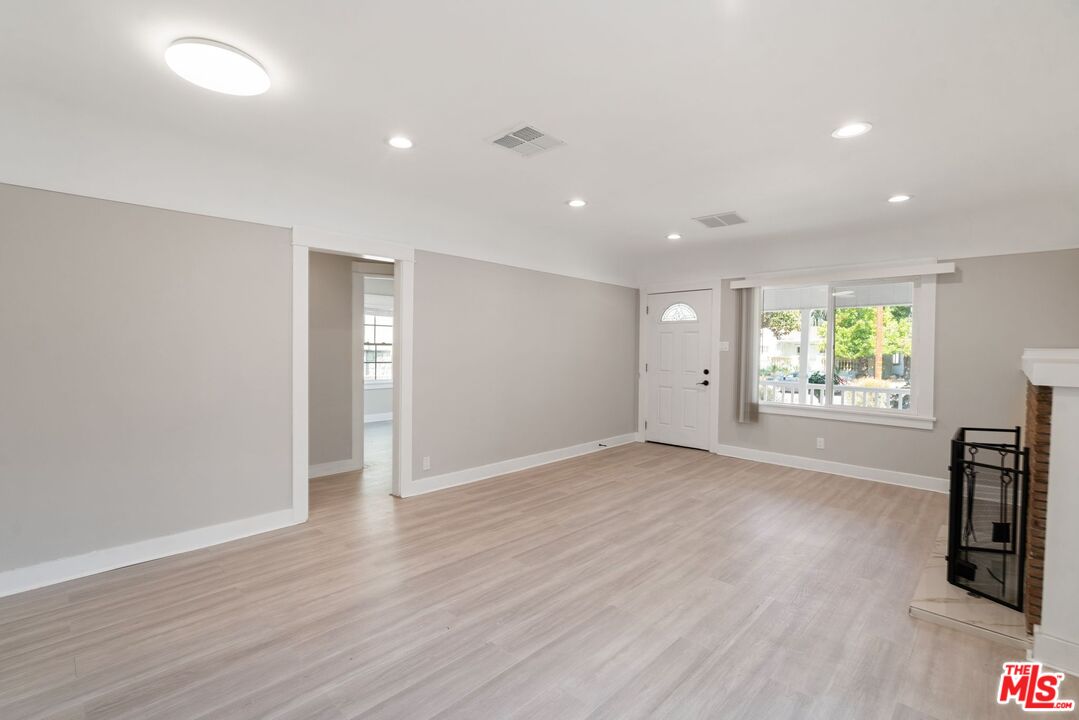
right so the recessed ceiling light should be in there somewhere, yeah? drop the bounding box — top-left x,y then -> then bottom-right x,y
387,136 -> 413,150
833,290 -> 855,297
165,38 -> 270,96
667,233 -> 682,241
567,198 -> 587,208
831,121 -> 873,139
888,194 -> 913,203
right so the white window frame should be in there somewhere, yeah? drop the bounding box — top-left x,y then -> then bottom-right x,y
363,308 -> 394,389
756,275 -> 936,430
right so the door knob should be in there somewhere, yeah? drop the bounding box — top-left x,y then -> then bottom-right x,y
697,379 -> 710,386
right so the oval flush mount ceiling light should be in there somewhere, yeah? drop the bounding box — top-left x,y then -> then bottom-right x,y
567,198 -> 587,208
831,121 -> 873,139
165,38 -> 270,96
667,233 -> 682,241
387,136 -> 413,150
888,194 -> 913,203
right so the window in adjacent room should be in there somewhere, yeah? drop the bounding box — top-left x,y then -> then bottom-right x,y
364,308 -> 393,383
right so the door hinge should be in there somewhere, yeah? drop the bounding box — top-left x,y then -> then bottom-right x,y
646,305 -> 649,315
645,363 -> 649,372
644,420 -> 648,429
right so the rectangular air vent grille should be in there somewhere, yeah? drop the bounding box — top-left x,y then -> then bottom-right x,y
489,125 -> 565,157
694,211 -> 747,228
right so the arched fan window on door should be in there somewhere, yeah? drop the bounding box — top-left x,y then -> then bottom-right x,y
660,303 -> 697,322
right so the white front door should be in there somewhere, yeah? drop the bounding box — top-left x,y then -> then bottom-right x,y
646,290 -> 712,450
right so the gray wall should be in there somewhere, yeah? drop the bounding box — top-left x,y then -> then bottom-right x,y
0,184 -> 292,572
718,248 -> 1079,478
413,251 -> 639,477
308,251 -> 354,465
365,387 -> 392,418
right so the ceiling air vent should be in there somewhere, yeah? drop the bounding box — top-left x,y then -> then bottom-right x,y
693,211 -> 747,228
489,125 -> 565,158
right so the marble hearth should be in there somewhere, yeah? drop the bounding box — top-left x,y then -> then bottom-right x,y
909,524 -> 1030,650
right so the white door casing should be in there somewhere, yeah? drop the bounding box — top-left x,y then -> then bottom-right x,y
646,290 -> 712,450
292,226 -> 415,505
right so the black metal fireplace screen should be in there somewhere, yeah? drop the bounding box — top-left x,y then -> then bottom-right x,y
947,426 -> 1028,610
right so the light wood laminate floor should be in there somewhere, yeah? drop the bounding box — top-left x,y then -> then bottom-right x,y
1,442 -> 1065,719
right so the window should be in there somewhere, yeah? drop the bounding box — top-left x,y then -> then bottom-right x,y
661,303 -> 697,322
831,283 -> 912,410
758,286 -> 828,406
364,311 -> 393,382
756,278 -> 931,427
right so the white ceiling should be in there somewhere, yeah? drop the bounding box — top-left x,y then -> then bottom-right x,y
2,1 -> 1077,286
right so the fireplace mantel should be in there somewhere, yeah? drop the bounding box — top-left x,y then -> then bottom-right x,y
1022,348 -> 1079,388
1022,348 -> 1079,677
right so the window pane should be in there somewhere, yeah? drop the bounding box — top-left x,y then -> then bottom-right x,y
376,363 -> 392,380
758,286 -> 828,406
364,325 -> 376,344
660,303 -> 697,322
832,283 -> 913,411
376,347 -> 393,363
365,312 -> 392,326
364,362 -> 376,380
758,308 -> 802,404
364,347 -> 376,363
375,326 -> 393,345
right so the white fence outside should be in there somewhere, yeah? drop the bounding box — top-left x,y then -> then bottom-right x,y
759,380 -> 911,410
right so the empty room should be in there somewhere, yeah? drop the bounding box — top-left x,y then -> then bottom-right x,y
1,2 -> 1078,719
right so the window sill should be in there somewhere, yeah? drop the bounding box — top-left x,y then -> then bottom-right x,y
365,381 -> 393,390
759,402 -> 935,430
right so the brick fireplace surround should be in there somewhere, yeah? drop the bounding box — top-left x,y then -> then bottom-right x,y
1025,382 -> 1051,634
1021,349 -> 1079,677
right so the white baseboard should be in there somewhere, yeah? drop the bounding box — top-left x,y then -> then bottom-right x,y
309,458 -> 363,479
364,412 -> 393,424
404,433 -> 639,498
1034,627 -> 1079,677
713,444 -> 948,493
0,508 -> 299,599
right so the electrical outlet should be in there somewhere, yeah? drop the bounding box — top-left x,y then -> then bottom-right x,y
422,456 -> 431,471
816,437 -> 825,450
718,341 -> 730,351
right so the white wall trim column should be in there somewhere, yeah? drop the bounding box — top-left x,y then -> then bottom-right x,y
350,269 -> 365,473
636,292 -> 648,442
1023,348 -> 1079,677
291,245 -> 310,522
392,258 -> 414,498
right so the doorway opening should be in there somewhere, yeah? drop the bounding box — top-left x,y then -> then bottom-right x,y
358,263 -> 395,493
307,253 -> 396,495
291,226 -> 415,521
